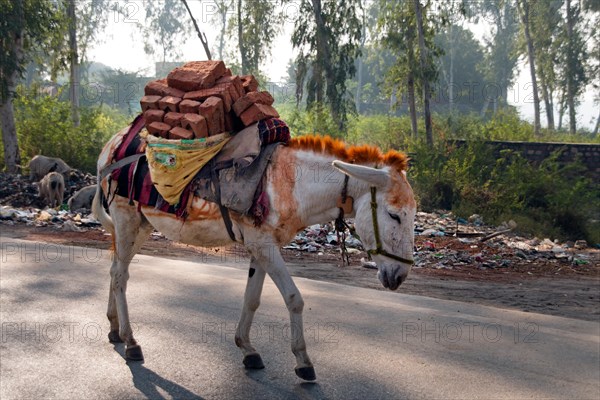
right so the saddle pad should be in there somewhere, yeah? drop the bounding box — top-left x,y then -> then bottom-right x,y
110,116 -> 193,217
144,132 -> 231,204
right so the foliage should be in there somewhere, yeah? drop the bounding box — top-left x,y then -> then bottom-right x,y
1,85 -> 128,173
291,0 -> 363,134
408,138 -> 600,243
230,0 -> 281,75
136,0 -> 191,62
0,0 -> 60,100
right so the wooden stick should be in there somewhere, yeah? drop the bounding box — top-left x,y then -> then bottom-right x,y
181,0 -> 212,60
480,228 -> 513,243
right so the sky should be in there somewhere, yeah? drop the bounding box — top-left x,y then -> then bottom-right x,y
88,1 -> 598,130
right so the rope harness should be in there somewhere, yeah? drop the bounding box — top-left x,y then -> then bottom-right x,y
366,187 -> 415,265
335,179 -> 414,266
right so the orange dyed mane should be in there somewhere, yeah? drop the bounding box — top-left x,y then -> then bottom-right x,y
289,135 -> 409,172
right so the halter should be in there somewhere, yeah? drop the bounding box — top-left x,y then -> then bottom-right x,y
335,179 -> 414,266
366,187 -> 414,265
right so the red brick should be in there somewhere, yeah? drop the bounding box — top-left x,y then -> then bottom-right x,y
224,112 -> 234,132
232,91 -> 275,116
147,122 -> 171,138
239,103 -> 279,126
164,112 -> 185,127
216,75 -> 244,100
198,96 -> 224,135
158,96 -> 182,113
167,61 -> 227,91
240,75 -> 259,93
144,79 -> 185,98
179,99 -> 201,114
140,95 -> 162,111
183,85 -> 233,112
182,113 -> 208,138
143,109 -> 165,125
169,127 -> 194,140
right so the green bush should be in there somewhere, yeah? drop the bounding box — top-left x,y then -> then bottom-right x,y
8,85 -> 129,173
410,141 -> 600,243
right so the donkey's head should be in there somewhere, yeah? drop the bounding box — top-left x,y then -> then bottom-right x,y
333,161 -> 416,290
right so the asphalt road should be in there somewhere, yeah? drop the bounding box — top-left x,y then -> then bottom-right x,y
1,238 -> 599,399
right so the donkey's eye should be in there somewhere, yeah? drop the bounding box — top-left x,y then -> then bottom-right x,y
388,212 -> 401,224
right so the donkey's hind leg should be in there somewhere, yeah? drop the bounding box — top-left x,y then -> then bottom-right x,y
235,257 -> 267,369
107,199 -> 153,360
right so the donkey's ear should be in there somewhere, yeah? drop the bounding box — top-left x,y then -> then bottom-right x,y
332,160 -> 390,187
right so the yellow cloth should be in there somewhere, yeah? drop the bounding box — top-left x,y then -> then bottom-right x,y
142,131 -> 231,204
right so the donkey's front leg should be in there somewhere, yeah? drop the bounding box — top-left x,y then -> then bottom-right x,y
248,239 -> 315,381
235,257 -> 267,369
108,203 -> 153,361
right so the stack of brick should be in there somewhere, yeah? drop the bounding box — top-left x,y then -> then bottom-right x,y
140,61 -> 279,140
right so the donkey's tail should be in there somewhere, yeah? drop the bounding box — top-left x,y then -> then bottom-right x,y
92,175 -> 114,236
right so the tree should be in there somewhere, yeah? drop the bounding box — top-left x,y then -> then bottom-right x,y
477,0 -> 519,116
234,0 -> 280,75
66,0 -> 79,126
516,0 -> 541,135
436,25 -> 487,114
414,0 -> 434,146
529,0 -> 562,131
292,0 -> 363,134
1,0 -> 59,173
210,0 -> 234,60
563,0 -> 589,134
138,0 -> 191,63
377,0 -> 419,138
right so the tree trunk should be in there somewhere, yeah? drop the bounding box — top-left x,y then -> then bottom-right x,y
218,2 -> 227,59
237,0 -> 247,74
67,0 -> 80,127
312,0 -> 327,104
407,72 -> 418,139
480,96 -> 490,117
407,38 -> 418,139
538,68 -> 555,130
1,97 -> 21,174
448,25 -> 454,113
517,0 -> 541,135
1,26 -> 24,174
413,0 -> 433,147
355,16 -> 366,114
565,0 -> 577,134
557,88 -> 566,130
593,108 -> 599,137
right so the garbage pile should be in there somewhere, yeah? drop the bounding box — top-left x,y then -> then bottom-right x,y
0,172 -> 96,209
412,211 -> 596,270
282,211 -> 597,270
1,171 -> 100,232
0,206 -> 101,232
1,169 -> 597,272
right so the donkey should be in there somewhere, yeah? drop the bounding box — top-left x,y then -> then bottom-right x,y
92,129 -> 416,381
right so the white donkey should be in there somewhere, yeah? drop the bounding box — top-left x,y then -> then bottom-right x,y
93,130 -> 416,381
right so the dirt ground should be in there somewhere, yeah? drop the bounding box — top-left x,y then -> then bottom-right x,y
3,223 -> 599,322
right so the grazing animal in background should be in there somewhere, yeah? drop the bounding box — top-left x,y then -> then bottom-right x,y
39,172 -> 65,207
68,185 -> 96,211
28,155 -> 72,181
93,126 -> 416,381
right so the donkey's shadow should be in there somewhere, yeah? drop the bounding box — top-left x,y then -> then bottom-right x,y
114,344 -> 204,399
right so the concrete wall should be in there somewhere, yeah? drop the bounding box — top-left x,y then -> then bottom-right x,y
452,140 -> 600,182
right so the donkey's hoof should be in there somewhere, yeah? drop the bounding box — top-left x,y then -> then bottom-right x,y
125,344 -> 144,361
108,330 -> 123,343
243,354 -> 265,369
295,366 -> 316,381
